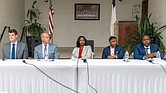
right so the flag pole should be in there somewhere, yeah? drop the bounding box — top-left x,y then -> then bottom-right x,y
48,0 -> 54,44
110,0 -> 117,36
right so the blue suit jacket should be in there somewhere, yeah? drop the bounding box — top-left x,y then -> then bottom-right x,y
102,45 -> 124,59
134,43 -> 163,60
34,43 -> 59,59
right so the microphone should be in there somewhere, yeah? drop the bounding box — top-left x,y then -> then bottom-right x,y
2,58 -> 5,61
22,60 -> 27,64
83,59 -> 87,63
147,58 -> 154,64
22,60 -> 81,93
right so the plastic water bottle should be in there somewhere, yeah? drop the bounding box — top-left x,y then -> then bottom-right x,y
115,51 -> 118,59
71,52 -> 76,61
156,51 -> 161,62
124,51 -> 129,62
91,52 -> 94,59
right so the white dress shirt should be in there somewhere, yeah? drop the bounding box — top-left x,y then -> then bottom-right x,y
144,46 -> 151,54
110,46 -> 115,56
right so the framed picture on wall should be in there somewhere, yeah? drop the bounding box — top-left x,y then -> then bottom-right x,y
75,3 -> 100,20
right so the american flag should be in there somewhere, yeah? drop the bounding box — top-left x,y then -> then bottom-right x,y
48,0 -> 54,34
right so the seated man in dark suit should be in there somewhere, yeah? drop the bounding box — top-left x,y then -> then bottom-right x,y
2,29 -> 28,59
134,35 -> 163,60
102,36 -> 124,59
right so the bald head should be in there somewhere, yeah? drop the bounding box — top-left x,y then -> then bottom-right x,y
41,32 -> 50,44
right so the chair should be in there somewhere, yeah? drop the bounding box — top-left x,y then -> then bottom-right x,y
86,40 -> 94,52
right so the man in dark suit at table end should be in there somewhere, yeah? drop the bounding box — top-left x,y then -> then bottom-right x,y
2,29 -> 28,59
102,36 -> 124,59
134,35 -> 163,60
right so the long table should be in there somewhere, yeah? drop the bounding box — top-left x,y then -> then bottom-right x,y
78,59 -> 166,93
0,59 -> 77,93
0,59 -> 166,93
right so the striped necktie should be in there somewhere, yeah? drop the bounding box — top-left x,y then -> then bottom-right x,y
145,48 -> 149,55
44,44 -> 47,59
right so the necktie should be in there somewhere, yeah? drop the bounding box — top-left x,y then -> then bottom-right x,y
145,48 -> 149,55
44,44 -> 47,59
12,44 -> 15,59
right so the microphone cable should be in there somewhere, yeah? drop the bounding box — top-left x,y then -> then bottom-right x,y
83,59 -> 98,93
22,60 -> 81,93
76,58 -> 79,92
147,59 -> 166,75
155,62 -> 166,75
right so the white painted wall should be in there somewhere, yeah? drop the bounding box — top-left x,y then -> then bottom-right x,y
25,0 -> 141,47
149,0 -> 166,47
0,0 -> 142,57
0,0 -> 25,57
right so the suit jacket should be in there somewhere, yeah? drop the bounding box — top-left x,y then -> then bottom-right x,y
134,43 -> 163,60
72,46 -> 92,59
2,41 -> 28,59
34,43 -> 59,59
102,45 -> 124,59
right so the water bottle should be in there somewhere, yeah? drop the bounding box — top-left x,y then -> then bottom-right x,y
156,51 -> 161,62
115,51 -> 118,59
91,52 -> 94,59
71,52 -> 76,61
124,51 -> 129,62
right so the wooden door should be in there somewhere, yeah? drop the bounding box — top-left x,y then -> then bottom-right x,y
118,21 -> 137,47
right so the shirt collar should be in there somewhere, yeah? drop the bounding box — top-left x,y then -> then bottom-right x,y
144,45 -> 150,49
11,41 -> 18,45
110,46 -> 115,49
42,43 -> 49,46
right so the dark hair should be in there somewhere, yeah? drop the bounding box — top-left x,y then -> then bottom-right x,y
76,36 -> 87,47
141,35 -> 150,41
8,29 -> 18,35
109,36 -> 117,42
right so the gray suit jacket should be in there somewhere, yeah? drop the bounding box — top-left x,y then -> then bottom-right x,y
2,41 -> 29,59
34,43 -> 59,59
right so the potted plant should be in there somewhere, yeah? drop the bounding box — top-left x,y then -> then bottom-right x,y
124,14 -> 166,54
25,0 -> 46,36
25,0 -> 46,57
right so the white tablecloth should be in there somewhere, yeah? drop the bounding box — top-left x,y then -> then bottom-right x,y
0,59 -> 166,93
0,59 -> 77,93
78,59 -> 166,93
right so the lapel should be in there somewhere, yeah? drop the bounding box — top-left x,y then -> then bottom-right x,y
141,44 -> 146,55
7,43 -> 11,57
48,43 -> 51,57
40,44 -> 44,58
114,45 -> 117,54
16,42 -> 20,58
82,46 -> 86,54
149,43 -> 153,53
108,46 -> 111,55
